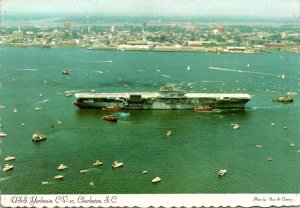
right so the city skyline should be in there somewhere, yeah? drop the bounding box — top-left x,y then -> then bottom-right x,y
1,0 -> 299,19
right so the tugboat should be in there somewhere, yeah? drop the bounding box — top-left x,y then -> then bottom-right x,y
102,106 -> 123,111
102,114 -> 117,122
272,96 -> 293,103
194,104 -> 213,111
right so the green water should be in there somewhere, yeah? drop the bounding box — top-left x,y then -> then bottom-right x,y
0,46 -> 299,194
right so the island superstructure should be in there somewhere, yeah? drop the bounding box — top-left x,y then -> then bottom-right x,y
73,83 -> 251,110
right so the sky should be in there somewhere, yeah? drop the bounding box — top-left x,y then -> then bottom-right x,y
1,0 -> 299,19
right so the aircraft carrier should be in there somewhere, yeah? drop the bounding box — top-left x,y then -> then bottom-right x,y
73,83 -> 251,110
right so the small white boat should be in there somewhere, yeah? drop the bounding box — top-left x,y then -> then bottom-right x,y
62,69 -> 70,75
93,160 -> 103,166
233,124 -> 240,129
57,164 -> 68,170
187,65 -> 191,71
32,133 -> 46,142
271,123 -> 276,126
255,144 -> 262,148
142,170 -> 148,174
218,169 -> 227,177
5,156 -> 16,161
54,175 -> 63,179
112,161 -> 123,168
166,130 -> 172,136
290,143 -> 294,147
80,169 -> 88,173
3,164 -> 14,172
13,108 -> 17,113
0,132 -> 7,137
89,182 -> 94,186
35,107 -> 41,111
42,181 -> 49,185
152,177 -> 161,183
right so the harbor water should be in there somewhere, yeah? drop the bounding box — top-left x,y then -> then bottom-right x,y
0,46 -> 299,194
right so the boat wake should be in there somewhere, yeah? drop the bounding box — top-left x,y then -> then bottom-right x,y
200,80 -> 230,83
1,176 -> 11,182
15,68 -> 38,71
117,112 -> 131,117
251,105 -> 283,110
35,99 -> 49,105
161,74 -> 172,78
209,66 -> 278,77
90,60 -> 113,63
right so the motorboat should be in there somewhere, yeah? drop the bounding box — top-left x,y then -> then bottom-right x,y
93,160 -> 103,166
35,107 -> 41,111
102,106 -> 123,111
32,133 -> 46,142
0,132 -> 7,137
112,161 -> 123,168
218,169 -> 227,177
80,170 -> 88,173
62,69 -> 70,75
152,177 -> 161,183
54,175 -> 64,179
5,156 -> 16,161
233,123 -> 240,129
194,104 -> 213,111
57,164 -> 68,170
166,130 -> 172,136
3,164 -> 14,172
102,114 -> 117,122
142,170 -> 148,174
272,96 -> 293,102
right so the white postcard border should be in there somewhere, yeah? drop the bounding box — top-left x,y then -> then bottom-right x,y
1,194 -> 299,207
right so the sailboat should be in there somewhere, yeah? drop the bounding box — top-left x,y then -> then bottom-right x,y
187,65 -> 190,71
281,74 -> 285,79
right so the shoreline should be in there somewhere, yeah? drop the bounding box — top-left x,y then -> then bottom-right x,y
1,43 -> 299,53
